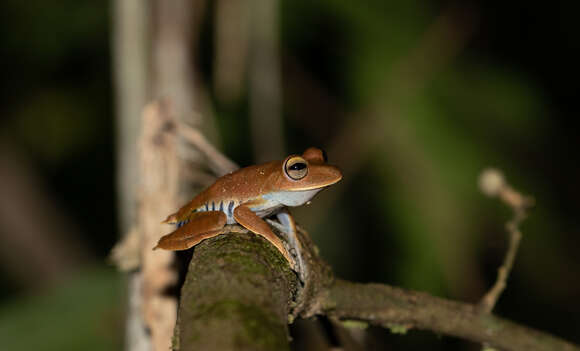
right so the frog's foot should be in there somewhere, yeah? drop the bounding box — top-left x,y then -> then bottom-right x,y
268,210 -> 307,284
155,211 -> 226,250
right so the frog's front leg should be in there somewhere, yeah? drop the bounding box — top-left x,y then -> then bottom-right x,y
270,209 -> 307,284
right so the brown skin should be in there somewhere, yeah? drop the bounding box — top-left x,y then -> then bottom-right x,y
163,148 -> 340,224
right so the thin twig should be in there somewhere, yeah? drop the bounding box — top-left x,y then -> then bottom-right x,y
176,121 -> 239,176
478,168 -> 534,313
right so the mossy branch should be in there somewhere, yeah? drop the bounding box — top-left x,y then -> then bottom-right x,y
174,227 -> 579,351
174,231 -> 297,351
323,280 -> 579,351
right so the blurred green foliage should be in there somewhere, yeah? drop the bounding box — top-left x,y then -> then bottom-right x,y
0,0 -> 578,349
0,267 -> 123,351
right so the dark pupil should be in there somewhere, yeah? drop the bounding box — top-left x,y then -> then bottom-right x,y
289,162 -> 306,171
321,149 -> 328,162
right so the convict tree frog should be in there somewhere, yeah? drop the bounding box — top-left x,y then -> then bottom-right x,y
155,147 -> 342,280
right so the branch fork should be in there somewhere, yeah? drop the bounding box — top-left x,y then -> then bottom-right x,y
478,168 -> 534,314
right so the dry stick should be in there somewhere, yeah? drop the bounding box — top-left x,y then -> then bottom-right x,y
139,101 -> 180,351
479,214 -> 523,313
151,0 -> 196,123
146,1 -> 199,350
112,2 -> 150,350
176,121 -> 239,176
478,169 -> 534,313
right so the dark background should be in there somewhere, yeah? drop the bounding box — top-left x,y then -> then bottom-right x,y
0,1 -> 578,350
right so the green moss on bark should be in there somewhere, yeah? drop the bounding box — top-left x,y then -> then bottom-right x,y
175,232 -> 297,351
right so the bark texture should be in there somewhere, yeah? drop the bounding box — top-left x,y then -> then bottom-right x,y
175,228 -> 580,351
323,280 -> 579,351
175,231 -> 297,351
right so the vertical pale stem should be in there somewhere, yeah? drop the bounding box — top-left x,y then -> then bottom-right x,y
139,102 -> 180,351
112,1 -> 151,350
113,0 -> 150,232
151,0 -> 197,125
145,2 -> 205,349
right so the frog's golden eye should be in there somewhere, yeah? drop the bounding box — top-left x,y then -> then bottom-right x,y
284,156 -> 308,180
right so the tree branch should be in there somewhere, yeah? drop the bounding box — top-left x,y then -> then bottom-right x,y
478,168 -> 534,313
175,225 -> 579,351
176,121 -> 239,176
321,279 -> 578,351
174,231 -> 297,351
165,129 -> 575,351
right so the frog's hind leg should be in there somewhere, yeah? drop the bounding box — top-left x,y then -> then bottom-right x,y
155,211 -> 227,250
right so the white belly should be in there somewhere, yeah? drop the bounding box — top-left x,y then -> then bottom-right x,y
262,189 -> 323,207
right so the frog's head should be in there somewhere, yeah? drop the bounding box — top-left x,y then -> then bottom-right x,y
268,147 -> 342,207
